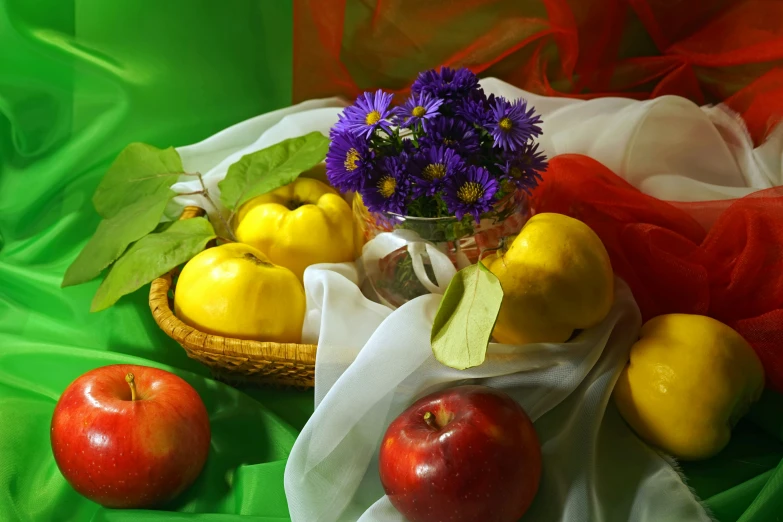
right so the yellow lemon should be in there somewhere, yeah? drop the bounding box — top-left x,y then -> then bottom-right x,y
482,212 -> 614,345
234,177 -> 354,280
174,243 -> 305,343
614,314 -> 764,460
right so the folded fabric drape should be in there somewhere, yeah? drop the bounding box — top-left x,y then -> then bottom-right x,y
285,263 -> 713,522
534,155 -> 783,392
2,0 -> 782,515
293,0 -> 783,145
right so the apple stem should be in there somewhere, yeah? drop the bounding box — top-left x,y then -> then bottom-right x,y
125,373 -> 138,402
423,412 -> 438,430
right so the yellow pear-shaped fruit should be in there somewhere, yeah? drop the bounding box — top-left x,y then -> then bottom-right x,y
235,177 -> 354,281
482,213 -> 614,345
174,243 -> 305,343
614,314 -> 764,460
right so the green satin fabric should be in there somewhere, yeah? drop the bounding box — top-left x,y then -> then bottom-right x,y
0,2 -> 781,521
1,2 -> 310,521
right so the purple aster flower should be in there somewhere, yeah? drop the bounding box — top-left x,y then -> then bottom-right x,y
485,96 -> 543,152
336,89 -> 395,138
456,98 -> 489,126
393,92 -> 444,130
455,92 -> 495,127
361,155 -> 411,214
421,117 -> 480,156
411,69 -> 442,97
401,138 -> 418,155
325,129 -> 373,192
411,67 -> 481,100
441,165 -> 499,223
497,143 -> 548,193
410,146 -> 465,197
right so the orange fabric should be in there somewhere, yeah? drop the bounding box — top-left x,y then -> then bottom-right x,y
533,155 -> 783,392
293,0 -> 783,144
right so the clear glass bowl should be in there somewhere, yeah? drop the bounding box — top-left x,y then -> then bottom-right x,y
353,191 -> 531,308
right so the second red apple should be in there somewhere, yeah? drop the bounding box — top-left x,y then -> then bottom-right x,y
379,385 -> 541,522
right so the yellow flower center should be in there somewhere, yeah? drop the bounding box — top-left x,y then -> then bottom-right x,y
443,138 -> 456,145
510,166 -> 523,178
422,163 -> 446,181
499,117 -> 513,132
344,148 -> 360,171
378,176 -> 397,198
366,110 -> 382,125
457,182 -> 484,204
412,106 -> 427,118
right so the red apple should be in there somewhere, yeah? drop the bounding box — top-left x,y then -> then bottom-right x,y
379,385 -> 541,522
51,364 -> 211,508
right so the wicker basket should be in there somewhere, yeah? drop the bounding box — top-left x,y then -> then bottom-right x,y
149,206 -> 317,388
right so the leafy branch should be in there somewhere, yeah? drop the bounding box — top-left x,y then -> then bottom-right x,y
180,172 -> 237,242
63,133 -> 330,311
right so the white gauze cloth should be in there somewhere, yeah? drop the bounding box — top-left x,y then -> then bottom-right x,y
168,79 -> 783,522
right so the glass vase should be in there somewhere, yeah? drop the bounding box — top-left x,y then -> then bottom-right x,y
353,190 -> 531,308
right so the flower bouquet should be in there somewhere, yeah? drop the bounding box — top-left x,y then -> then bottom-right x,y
326,67 -> 548,306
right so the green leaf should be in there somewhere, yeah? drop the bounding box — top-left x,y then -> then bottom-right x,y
91,217 -> 216,312
218,131 -> 329,210
431,263 -> 504,370
62,192 -> 173,287
93,143 -> 183,219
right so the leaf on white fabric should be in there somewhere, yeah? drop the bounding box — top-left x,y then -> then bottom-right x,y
92,143 -> 183,219
91,217 -> 215,312
218,132 -> 329,210
62,193 -> 174,287
431,263 -> 504,370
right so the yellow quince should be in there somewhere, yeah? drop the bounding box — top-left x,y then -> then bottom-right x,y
234,177 -> 354,280
614,314 -> 765,460
174,243 -> 305,343
482,213 -> 614,345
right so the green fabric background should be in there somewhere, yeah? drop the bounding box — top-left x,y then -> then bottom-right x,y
1,2 -> 782,521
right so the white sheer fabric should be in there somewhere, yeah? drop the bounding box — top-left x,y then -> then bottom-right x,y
168,79 -> 782,521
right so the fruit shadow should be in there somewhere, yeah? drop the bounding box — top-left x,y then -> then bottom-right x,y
158,377 -> 297,514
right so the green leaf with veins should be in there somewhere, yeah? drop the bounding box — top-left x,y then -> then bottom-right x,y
218,132 -> 329,211
92,142 -> 183,219
91,217 -> 216,312
62,193 -> 174,287
431,263 -> 504,370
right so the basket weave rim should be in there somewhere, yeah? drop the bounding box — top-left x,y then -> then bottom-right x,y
148,206 -> 317,365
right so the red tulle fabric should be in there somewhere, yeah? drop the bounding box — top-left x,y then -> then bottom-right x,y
532,155 -> 783,392
293,0 -> 783,144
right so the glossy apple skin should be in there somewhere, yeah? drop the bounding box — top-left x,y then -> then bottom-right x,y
379,385 -> 541,522
51,364 -> 211,508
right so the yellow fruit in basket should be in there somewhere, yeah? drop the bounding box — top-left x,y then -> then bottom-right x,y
234,177 -> 354,281
482,213 -> 614,345
174,243 -> 305,343
614,314 -> 764,460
